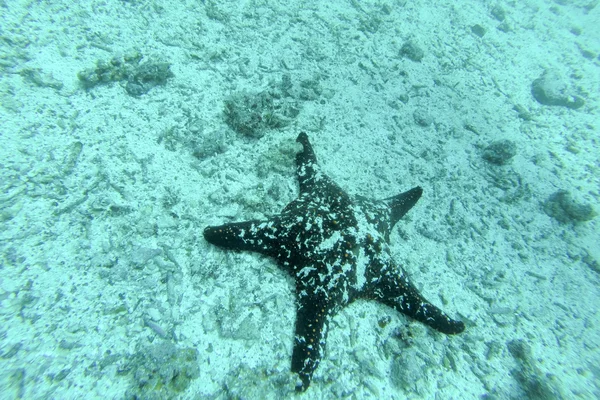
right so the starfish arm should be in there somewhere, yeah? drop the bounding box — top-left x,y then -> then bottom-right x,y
291,287 -> 330,392
295,132 -> 324,194
386,186 -> 423,229
370,271 -> 465,335
203,220 -> 281,256
295,133 -> 353,216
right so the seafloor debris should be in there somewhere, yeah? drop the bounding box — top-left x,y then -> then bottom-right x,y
400,40 -> 424,62
119,342 -> 199,399
482,140 -> 517,165
224,87 -> 299,138
531,70 -> 585,109
543,190 -> 596,223
77,50 -> 173,96
507,339 -> 566,399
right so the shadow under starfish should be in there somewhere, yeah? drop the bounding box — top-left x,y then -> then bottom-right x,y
203,132 -> 465,391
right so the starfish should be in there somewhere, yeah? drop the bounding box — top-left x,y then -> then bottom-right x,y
203,132 -> 465,391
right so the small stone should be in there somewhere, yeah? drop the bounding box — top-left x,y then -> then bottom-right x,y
482,140 -> 517,165
471,24 -> 486,38
543,190 -> 596,223
531,70 -> 585,109
400,40 -> 424,62
413,109 -> 433,127
491,5 -> 506,21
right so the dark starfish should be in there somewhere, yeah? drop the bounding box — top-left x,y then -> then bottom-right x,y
203,132 -> 465,391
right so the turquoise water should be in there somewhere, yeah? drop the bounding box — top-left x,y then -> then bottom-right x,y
0,1 -> 598,398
